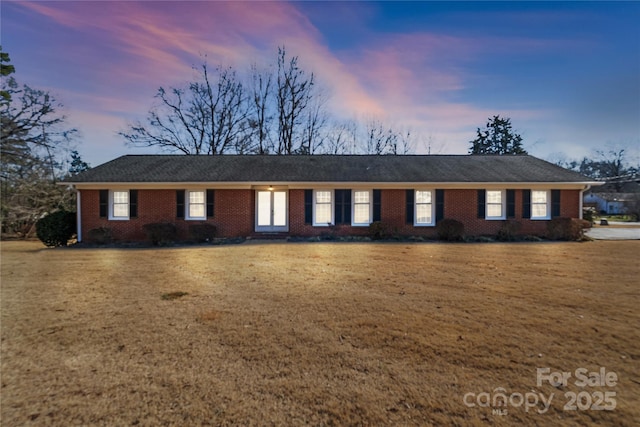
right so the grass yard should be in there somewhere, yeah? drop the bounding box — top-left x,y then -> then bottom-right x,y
1,240 -> 639,426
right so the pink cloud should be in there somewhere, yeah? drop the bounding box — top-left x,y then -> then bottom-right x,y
12,1 -> 559,158
13,2 -> 396,120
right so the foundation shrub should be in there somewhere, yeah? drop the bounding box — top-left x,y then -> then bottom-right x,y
143,222 -> 177,246
547,217 -> 587,241
35,210 -> 76,247
189,223 -> 217,242
368,221 -> 391,240
496,220 -> 522,241
436,219 -> 465,242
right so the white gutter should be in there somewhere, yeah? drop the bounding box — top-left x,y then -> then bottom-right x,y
579,185 -> 591,220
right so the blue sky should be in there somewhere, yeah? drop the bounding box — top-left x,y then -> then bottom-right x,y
3,1 -> 639,166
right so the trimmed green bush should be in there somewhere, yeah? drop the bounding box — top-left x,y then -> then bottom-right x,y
189,223 -> 217,242
87,227 -> 113,244
496,220 -> 521,241
36,210 -> 76,247
547,217 -> 587,241
143,222 -> 177,246
436,218 -> 465,242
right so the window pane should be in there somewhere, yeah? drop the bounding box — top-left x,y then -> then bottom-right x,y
257,191 -> 271,226
354,191 -> 369,203
532,191 -> 547,203
416,190 -> 432,203
316,191 -> 331,203
113,204 -> 128,217
532,204 -> 547,218
113,191 -> 128,204
273,192 -> 287,226
189,204 -> 205,218
354,204 -> 370,224
487,204 -> 502,217
486,191 -> 502,203
416,204 -> 432,224
112,191 -> 128,218
189,191 -> 204,204
316,204 -> 332,224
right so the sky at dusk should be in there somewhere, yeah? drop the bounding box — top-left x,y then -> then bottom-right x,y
3,1 -> 639,167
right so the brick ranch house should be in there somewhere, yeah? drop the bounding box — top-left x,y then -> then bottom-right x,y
63,155 -> 599,242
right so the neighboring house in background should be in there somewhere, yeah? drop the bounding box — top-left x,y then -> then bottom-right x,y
583,174 -> 640,215
584,193 -> 637,214
62,155 -> 599,242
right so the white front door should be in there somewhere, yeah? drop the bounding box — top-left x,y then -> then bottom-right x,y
256,190 -> 288,232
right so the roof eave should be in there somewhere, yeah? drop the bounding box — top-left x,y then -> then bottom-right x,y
62,181 -> 601,189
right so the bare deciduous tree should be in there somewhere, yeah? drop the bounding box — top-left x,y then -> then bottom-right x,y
389,127 -> 414,155
363,118 -> 398,155
323,120 -> 358,154
120,63 -> 249,155
248,64 -> 274,154
300,91 -> 329,154
276,47 -> 315,155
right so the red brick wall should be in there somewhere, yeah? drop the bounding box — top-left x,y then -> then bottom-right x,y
289,189 -> 372,237
81,189 -> 254,242
80,188 -> 582,241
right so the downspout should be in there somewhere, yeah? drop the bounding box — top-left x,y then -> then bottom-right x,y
579,185 -> 591,220
75,187 -> 82,242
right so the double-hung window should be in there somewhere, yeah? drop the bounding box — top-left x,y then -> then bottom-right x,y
112,191 -> 129,219
100,189 -> 137,220
486,190 -> 505,220
314,190 -> 333,225
352,190 -> 371,226
415,190 -> 434,226
187,190 -> 206,220
531,190 -> 550,219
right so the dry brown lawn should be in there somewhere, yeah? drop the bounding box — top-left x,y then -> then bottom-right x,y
1,240 -> 638,426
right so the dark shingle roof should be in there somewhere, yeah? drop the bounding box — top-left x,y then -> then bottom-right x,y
65,155 -> 595,184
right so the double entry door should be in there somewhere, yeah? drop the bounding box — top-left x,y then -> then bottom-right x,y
255,190 -> 288,232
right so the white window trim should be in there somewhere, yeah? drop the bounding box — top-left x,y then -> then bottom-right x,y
414,189 -> 435,227
185,189 -> 206,221
485,190 -> 506,220
109,190 -> 129,220
530,190 -> 551,220
313,189 -> 334,226
351,189 -> 373,227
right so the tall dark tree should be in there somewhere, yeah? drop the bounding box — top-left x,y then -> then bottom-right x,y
1,46 -> 16,103
1,47 -> 78,236
469,115 -> 527,155
68,150 -> 90,176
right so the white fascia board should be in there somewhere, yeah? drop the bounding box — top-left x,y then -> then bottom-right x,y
68,182 -> 255,190
66,181 -> 603,190
287,182 -> 603,190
